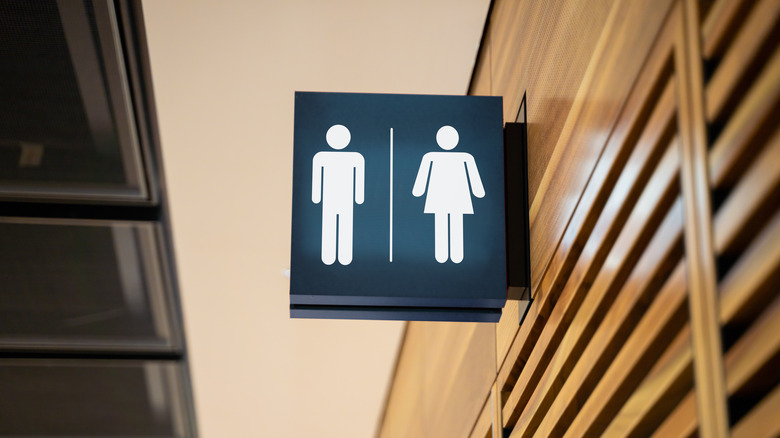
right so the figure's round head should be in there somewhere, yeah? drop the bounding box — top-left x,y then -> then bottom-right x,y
326,124 -> 351,150
436,126 -> 459,150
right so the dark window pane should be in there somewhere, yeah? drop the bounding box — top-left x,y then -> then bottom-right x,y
0,220 -> 178,351
0,0 -> 148,201
0,360 -> 189,436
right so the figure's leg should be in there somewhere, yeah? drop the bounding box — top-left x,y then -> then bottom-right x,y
435,213 -> 448,263
321,207 -> 337,265
450,214 -> 464,263
338,208 -> 354,265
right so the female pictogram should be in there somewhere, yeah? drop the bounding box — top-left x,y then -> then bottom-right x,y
412,126 -> 485,263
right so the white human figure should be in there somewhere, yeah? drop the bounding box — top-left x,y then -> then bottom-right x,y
312,124 -> 365,265
412,126 -> 485,264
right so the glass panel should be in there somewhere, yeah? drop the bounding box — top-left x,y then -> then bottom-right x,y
0,0 -> 148,201
0,219 -> 179,352
0,360 -> 191,437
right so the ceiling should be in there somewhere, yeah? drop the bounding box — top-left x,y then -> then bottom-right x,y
141,1 -> 490,436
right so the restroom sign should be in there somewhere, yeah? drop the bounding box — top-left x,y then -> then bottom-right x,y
290,92 -> 506,322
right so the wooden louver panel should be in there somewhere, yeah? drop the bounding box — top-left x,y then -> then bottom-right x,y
503,5 -> 687,435
500,0 -> 780,435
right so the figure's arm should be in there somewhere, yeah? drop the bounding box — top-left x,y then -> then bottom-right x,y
354,154 -> 365,204
465,154 -> 485,198
312,153 -> 323,204
412,153 -> 433,197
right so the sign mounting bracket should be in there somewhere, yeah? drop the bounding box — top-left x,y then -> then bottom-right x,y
504,121 -> 532,326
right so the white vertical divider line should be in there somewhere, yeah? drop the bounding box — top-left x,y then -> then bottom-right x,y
390,128 -> 394,262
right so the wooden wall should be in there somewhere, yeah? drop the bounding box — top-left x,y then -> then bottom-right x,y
378,0 -> 780,436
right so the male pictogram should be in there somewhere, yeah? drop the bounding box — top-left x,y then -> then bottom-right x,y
312,124 -> 365,265
412,126 -> 485,263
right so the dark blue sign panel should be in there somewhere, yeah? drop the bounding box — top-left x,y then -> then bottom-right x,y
290,92 -> 506,322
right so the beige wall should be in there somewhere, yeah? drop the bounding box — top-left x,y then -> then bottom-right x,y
141,1 -> 490,436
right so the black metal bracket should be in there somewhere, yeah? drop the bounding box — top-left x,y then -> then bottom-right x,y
504,121 -> 532,326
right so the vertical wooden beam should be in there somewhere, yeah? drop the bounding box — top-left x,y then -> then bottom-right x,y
491,381 -> 504,438
673,0 -> 730,436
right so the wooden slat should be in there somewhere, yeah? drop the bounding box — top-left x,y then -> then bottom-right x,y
601,326 -> 693,437
732,384 -> 780,438
702,0 -> 753,59
502,137 -> 679,428
709,45 -> 780,188
496,18 -> 676,402
722,296 -> 780,412
713,127 -> 780,260
651,390 -> 697,437
720,194 -> 780,326
490,382 -> 503,438
653,292 -> 780,437
511,196 -> 684,437
705,0 -> 780,122
675,0 -> 730,434
562,262 -> 687,437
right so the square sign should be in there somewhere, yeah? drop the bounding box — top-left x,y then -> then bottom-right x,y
290,92 -> 506,322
